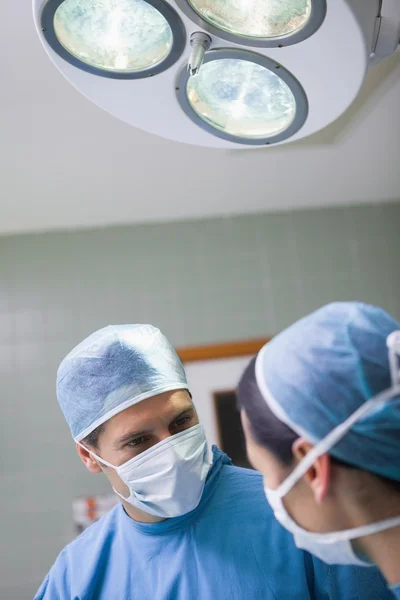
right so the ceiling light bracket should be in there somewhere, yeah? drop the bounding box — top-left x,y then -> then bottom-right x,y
370,0 -> 400,65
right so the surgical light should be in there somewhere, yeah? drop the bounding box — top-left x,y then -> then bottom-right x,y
177,49 -> 307,145
33,0 -> 400,148
187,58 -> 296,139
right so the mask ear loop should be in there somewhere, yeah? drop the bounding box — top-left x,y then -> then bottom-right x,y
276,386 -> 400,498
75,440 -> 116,469
76,441 -> 135,502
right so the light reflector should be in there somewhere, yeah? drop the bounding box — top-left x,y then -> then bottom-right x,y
186,58 -> 296,139
187,0 -> 312,39
53,0 -> 173,73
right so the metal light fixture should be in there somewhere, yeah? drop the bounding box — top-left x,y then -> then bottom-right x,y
33,0 -> 400,148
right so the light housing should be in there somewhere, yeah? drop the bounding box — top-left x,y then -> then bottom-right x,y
41,0 -> 186,78
176,48 -> 308,145
33,0 -> 400,148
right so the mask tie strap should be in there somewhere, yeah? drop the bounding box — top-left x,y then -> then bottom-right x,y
76,441 -> 134,502
75,440 -> 116,469
277,384 -> 400,499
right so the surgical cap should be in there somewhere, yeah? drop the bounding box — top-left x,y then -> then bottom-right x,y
255,302 -> 400,481
57,324 -> 189,441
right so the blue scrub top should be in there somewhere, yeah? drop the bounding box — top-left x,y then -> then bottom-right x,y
35,448 -> 393,600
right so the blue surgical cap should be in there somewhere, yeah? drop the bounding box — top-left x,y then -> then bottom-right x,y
255,302 -> 400,481
57,324 -> 189,441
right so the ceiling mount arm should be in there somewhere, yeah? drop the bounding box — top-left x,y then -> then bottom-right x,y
370,0 -> 400,65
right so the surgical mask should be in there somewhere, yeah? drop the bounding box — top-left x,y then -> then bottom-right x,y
265,486 -> 400,566
264,332 -> 400,566
80,424 -> 211,518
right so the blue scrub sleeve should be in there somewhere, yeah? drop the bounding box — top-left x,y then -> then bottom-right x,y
34,575 -> 49,599
34,559 -> 70,600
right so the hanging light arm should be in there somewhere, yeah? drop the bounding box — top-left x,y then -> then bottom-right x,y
370,0 -> 400,65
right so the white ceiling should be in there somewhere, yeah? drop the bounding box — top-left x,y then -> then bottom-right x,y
1,3 -> 400,236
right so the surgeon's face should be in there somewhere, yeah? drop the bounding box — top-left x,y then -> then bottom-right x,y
77,389 -> 199,521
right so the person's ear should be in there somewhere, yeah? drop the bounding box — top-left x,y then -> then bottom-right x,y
76,443 -> 103,474
292,438 -> 331,503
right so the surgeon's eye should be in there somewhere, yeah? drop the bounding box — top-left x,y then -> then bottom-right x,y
176,416 -> 191,427
127,435 -> 148,447
170,414 -> 193,431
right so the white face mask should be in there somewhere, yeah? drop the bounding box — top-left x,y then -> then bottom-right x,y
265,486 -> 400,566
81,424 -> 211,518
264,332 -> 400,566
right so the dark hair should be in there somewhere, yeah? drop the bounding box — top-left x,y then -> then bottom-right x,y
82,422 -> 105,449
237,356 -> 298,465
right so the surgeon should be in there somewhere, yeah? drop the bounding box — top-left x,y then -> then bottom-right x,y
237,302 -> 400,599
35,323 -> 394,599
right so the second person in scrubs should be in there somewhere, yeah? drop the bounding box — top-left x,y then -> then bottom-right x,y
237,302 -> 400,598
